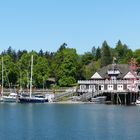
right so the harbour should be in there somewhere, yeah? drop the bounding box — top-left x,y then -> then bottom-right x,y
0,1 -> 140,140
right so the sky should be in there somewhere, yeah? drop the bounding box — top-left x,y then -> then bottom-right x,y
0,0 -> 140,54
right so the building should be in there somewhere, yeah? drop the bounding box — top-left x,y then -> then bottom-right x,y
78,61 -> 140,104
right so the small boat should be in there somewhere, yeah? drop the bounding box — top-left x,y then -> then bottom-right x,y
0,96 -> 3,102
3,93 -> 18,102
45,94 -> 54,102
91,96 -> 106,103
136,97 -> 140,105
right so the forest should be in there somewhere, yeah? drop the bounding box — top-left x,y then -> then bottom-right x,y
0,40 -> 140,88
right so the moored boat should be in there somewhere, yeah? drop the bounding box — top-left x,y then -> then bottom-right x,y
19,96 -> 46,103
3,93 -> 18,102
45,94 -> 54,102
0,96 -> 3,102
18,55 -> 48,103
91,96 -> 106,103
136,97 -> 140,105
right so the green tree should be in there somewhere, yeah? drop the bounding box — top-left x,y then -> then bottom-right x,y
101,41 -> 112,67
121,49 -> 133,64
58,43 -> 67,52
95,47 -> 101,60
52,47 -> 78,86
17,52 -> 39,88
81,52 -> 94,65
134,49 -> 140,65
92,46 -> 96,56
81,60 -> 101,79
38,49 -> 44,57
115,40 -> 130,63
34,56 -> 50,88
134,49 -> 140,58
0,55 -> 18,88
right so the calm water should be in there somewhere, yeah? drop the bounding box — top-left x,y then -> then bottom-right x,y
0,103 -> 140,140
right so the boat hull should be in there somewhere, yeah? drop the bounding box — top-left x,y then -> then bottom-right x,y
91,96 -> 106,103
0,97 -> 3,102
136,99 -> 140,105
19,97 -> 48,103
3,97 -> 17,102
2,93 -> 18,102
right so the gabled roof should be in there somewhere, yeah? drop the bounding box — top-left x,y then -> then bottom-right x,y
91,72 -> 102,79
92,64 -> 130,79
123,72 -> 136,79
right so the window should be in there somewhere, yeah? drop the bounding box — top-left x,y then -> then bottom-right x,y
108,85 -> 113,90
80,85 -> 86,90
117,85 -> 123,90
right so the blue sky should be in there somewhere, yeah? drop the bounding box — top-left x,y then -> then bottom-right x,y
0,0 -> 140,54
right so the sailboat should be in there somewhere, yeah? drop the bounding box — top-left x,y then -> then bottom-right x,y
19,55 -> 47,103
0,57 -> 18,102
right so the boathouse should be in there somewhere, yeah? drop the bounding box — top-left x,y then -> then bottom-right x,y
78,61 -> 140,104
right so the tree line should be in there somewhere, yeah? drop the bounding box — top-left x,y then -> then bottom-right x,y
0,40 -> 139,88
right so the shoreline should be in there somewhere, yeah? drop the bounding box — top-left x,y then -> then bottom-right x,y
48,100 -> 96,104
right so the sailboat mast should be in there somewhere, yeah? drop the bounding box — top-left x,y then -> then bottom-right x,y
1,57 -> 3,96
29,55 -> 33,98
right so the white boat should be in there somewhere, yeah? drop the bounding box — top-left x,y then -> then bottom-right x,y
45,94 -> 54,102
91,96 -> 107,103
136,97 -> 140,105
0,96 -> 3,102
3,93 -> 18,102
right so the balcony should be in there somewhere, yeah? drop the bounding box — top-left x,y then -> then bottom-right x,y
108,70 -> 120,75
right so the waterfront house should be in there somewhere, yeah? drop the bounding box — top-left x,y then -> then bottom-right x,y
77,61 -> 140,104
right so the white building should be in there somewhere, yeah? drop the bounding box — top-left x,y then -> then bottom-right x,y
78,64 -> 139,93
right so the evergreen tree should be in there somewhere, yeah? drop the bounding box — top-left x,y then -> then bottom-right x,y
81,52 -> 94,65
115,40 -> 129,63
38,49 -> 44,57
92,46 -> 96,56
95,47 -> 101,60
101,41 -> 112,67
58,43 -> 67,52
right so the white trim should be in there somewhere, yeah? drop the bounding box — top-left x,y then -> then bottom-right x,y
123,72 -> 136,79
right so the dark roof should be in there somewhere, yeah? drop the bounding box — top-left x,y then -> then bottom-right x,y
95,64 -> 130,79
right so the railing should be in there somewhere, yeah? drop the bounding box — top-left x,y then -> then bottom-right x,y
78,80 -> 134,84
80,92 -> 93,101
79,90 -> 104,101
77,89 -> 132,93
52,87 -> 77,102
